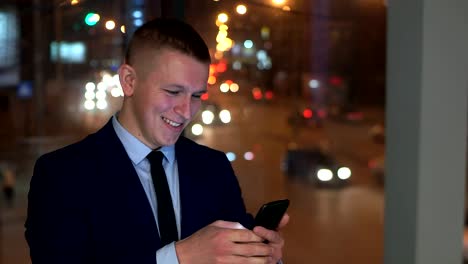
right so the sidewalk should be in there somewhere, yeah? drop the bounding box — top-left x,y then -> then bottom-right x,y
0,80 -> 119,263
1,176 -> 30,264
1,135 -> 85,264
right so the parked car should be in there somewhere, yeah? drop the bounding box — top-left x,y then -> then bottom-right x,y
281,145 -> 351,188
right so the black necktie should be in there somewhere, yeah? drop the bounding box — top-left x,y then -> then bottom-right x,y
147,151 -> 178,245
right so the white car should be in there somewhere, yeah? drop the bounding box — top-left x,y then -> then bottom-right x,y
282,146 -> 352,188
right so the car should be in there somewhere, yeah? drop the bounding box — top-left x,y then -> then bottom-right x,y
281,145 -> 352,188
192,101 -> 231,126
328,104 -> 365,124
251,87 -> 275,103
187,101 -> 232,138
287,105 -> 327,128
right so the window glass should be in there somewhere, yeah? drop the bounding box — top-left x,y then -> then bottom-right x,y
0,1 -> 387,263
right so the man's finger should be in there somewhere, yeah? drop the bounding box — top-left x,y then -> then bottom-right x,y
210,221 -> 264,243
277,213 -> 290,229
230,229 -> 265,243
252,227 -> 282,244
231,242 -> 273,257
211,220 -> 247,230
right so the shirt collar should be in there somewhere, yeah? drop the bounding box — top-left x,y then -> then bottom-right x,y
112,115 -> 175,165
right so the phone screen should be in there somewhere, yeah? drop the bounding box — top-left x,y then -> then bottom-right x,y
254,199 -> 290,230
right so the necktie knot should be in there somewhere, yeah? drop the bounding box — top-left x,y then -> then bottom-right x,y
147,150 -> 164,165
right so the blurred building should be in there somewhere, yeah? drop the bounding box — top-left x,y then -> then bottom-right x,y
0,0 -> 386,137
0,3 -> 22,137
185,0 -> 386,106
0,0 -> 157,136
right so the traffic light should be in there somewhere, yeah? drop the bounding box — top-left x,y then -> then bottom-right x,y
84,12 -> 100,26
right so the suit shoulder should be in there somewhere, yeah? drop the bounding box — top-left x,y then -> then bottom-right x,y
36,133 -> 97,164
176,136 -> 226,157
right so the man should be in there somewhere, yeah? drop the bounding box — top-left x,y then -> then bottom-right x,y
25,18 -> 289,263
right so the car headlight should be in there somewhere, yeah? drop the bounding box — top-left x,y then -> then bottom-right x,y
201,110 -> 215,124
337,167 -> 351,180
191,123 -> 204,136
317,168 -> 333,182
219,109 -> 231,124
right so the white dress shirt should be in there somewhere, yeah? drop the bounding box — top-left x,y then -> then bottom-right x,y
112,116 -> 181,264
112,116 -> 284,264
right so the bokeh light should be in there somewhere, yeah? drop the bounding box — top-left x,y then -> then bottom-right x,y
219,110 -> 231,123
191,124 -> 204,136
226,152 -> 236,162
236,5 -> 247,15
244,151 -> 255,161
217,13 -> 228,23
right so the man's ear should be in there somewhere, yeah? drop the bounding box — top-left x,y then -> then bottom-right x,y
118,64 -> 137,96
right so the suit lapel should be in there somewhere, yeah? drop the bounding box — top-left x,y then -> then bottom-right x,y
176,138 -> 200,239
94,120 -> 161,246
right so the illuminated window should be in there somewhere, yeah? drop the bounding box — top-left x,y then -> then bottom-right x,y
0,10 -> 19,68
50,42 -> 86,63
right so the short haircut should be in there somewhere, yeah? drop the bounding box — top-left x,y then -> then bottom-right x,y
125,18 -> 211,66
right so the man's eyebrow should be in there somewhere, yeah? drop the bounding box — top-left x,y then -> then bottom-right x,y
162,84 -> 185,90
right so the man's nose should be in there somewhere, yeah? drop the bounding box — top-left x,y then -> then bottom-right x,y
175,96 -> 192,120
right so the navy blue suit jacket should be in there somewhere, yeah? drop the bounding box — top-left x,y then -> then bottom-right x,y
25,119 -> 254,264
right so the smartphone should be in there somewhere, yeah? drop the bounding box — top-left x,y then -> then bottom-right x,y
254,199 -> 290,230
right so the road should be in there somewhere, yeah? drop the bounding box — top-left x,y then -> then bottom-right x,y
191,88 -> 385,263
0,86 -> 385,264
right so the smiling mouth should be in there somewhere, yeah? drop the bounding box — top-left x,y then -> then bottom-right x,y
162,116 -> 183,127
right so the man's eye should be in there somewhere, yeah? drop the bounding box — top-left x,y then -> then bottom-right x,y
166,90 -> 179,95
192,94 -> 203,99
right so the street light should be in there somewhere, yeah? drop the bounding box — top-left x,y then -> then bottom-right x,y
105,20 -> 116,30
217,13 -> 229,23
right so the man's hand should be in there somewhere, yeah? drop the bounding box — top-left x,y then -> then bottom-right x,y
175,220 -> 275,264
253,213 -> 290,264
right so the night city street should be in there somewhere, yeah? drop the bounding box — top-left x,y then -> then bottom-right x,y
1,85 -> 385,263
1,1 -> 466,264
2,0 -> 386,262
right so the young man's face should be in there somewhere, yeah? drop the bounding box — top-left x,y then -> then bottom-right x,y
119,48 -> 209,149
